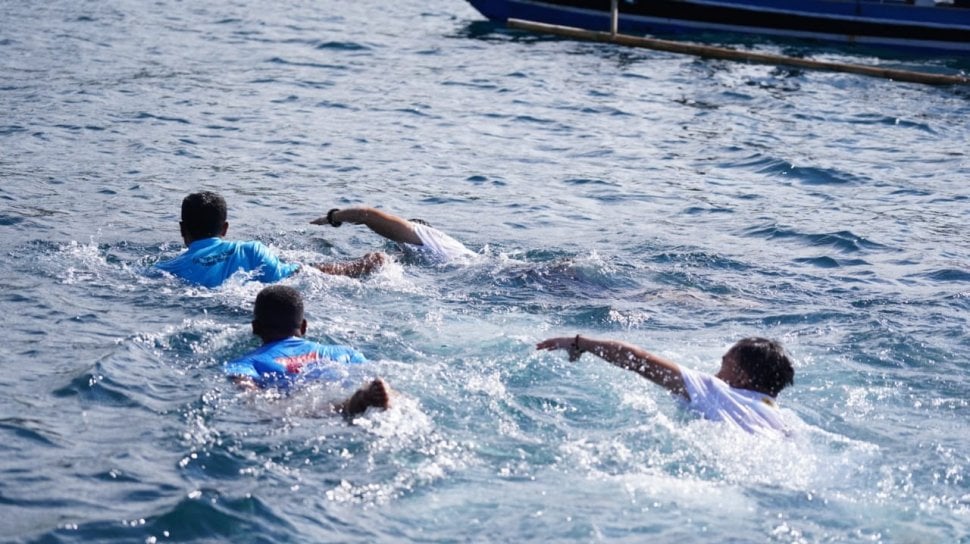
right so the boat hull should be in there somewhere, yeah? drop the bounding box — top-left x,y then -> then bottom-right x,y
465,0 -> 970,54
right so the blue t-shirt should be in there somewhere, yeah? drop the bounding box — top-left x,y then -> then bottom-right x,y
224,337 -> 367,389
155,237 -> 299,288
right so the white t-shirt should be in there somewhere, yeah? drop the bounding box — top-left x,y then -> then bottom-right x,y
679,366 -> 790,435
406,223 -> 477,263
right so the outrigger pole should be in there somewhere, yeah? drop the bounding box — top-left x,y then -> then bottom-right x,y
610,0 -> 618,36
508,12 -> 970,86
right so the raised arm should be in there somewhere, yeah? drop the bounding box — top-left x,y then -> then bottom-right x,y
536,335 -> 688,399
311,207 -> 423,246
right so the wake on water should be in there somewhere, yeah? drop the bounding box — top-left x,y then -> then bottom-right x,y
22,235 -> 965,542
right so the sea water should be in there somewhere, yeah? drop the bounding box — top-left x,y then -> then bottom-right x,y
1,0 -> 968,542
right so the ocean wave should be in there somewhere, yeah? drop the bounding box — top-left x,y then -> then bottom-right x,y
743,224 -> 890,253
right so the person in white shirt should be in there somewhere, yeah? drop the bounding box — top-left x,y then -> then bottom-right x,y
536,335 -> 795,435
311,206 -> 476,264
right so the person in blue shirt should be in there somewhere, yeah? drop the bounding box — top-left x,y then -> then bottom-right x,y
226,284 -> 391,416
155,191 -> 386,288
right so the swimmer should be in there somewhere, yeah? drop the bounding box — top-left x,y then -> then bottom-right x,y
312,206 -> 476,263
155,191 -> 385,288
537,335 -> 795,434
226,285 -> 391,417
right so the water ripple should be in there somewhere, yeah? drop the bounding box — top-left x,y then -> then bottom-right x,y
0,417 -> 64,448
720,153 -> 869,185
743,225 -> 891,253
266,56 -> 346,70
132,112 -> 191,125
921,268 -> 970,282
315,40 -> 371,51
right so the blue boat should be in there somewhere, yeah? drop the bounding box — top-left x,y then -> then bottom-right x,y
464,0 -> 970,55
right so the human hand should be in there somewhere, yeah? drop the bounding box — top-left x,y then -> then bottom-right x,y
310,208 -> 342,227
536,336 -> 583,362
231,375 -> 260,392
361,252 -> 386,268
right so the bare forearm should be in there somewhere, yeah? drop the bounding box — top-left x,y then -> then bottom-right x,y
576,336 -> 687,396
313,261 -> 362,277
312,252 -> 386,278
333,207 -> 422,245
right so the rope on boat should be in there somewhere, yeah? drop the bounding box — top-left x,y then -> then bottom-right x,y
507,18 -> 970,86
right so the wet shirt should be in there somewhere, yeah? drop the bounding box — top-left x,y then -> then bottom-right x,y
679,366 -> 790,435
155,237 -> 299,288
403,223 -> 477,263
224,337 -> 367,389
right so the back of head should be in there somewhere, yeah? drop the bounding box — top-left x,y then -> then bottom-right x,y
730,337 -> 795,397
253,285 -> 304,338
181,191 -> 227,240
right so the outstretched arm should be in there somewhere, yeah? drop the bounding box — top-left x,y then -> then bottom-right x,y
536,335 -> 688,399
310,252 -> 386,278
311,207 -> 423,246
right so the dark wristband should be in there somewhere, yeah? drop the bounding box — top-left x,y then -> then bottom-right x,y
327,208 -> 342,227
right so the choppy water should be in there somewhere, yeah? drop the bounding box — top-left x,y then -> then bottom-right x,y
2,0 -> 969,542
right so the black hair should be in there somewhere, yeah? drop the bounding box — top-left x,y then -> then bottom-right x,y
409,218 -> 432,227
729,337 -> 795,397
253,285 -> 304,336
180,191 -> 227,239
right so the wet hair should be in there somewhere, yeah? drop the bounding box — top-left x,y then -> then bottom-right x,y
409,218 -> 432,227
253,285 -> 304,336
180,191 -> 227,239
728,337 -> 795,397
